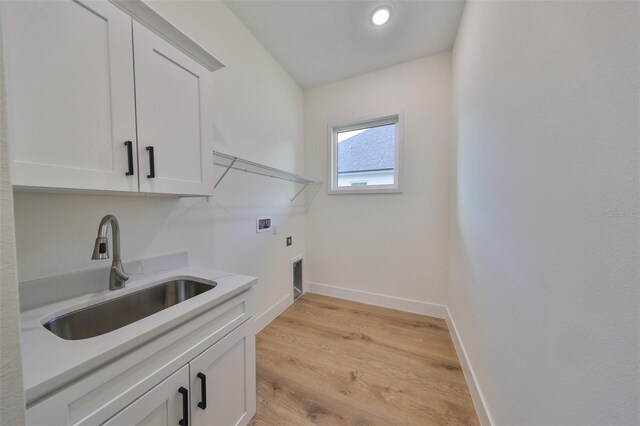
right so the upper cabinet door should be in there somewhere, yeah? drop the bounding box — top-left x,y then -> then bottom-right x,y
1,0 -> 138,192
133,21 -> 214,196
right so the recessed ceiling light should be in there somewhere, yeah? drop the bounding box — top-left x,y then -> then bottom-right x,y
371,7 -> 391,26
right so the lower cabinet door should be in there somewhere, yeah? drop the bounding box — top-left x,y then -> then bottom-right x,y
190,320 -> 256,426
103,365 -> 190,426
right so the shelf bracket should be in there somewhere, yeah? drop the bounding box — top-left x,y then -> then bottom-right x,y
214,158 -> 237,189
290,182 -> 309,203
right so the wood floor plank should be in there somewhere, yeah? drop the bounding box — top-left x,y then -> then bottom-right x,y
261,320 -> 468,388
250,293 -> 479,426
268,309 -> 462,371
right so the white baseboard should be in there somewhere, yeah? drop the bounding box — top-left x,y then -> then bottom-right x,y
446,308 -> 493,426
254,293 -> 292,333
305,281 -> 448,319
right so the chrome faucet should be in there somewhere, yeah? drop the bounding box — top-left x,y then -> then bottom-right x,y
91,214 -> 129,290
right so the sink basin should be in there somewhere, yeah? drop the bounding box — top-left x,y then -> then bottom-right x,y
43,279 -> 216,340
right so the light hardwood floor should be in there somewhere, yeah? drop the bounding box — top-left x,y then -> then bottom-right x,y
249,293 -> 479,426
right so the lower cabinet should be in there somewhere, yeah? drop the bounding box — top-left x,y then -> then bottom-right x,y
190,319 -> 256,426
102,320 -> 256,426
104,366 -> 189,426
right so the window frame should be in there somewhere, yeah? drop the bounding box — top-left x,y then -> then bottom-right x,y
328,112 -> 403,194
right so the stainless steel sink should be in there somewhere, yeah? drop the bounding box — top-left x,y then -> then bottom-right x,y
43,279 -> 216,340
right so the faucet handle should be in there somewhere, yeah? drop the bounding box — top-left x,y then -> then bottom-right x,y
111,266 -> 130,282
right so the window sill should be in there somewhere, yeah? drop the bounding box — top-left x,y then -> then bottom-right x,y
328,186 -> 403,195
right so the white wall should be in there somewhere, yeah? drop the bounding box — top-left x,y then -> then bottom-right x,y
449,1 -> 640,424
0,29 -> 25,425
13,0 -> 305,321
305,54 -> 451,307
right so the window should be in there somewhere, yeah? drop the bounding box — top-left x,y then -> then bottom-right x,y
329,113 -> 403,194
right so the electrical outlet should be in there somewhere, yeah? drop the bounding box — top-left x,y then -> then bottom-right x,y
286,236 -> 292,246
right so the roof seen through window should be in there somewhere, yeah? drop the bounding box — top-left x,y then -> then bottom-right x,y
337,124 -> 395,174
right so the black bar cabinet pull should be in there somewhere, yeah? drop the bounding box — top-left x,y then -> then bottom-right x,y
197,372 -> 207,410
146,146 -> 155,178
124,141 -> 134,176
178,386 -> 188,426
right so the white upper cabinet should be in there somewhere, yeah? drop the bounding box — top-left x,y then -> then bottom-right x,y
133,22 -> 214,196
1,0 -> 220,196
2,0 -> 138,192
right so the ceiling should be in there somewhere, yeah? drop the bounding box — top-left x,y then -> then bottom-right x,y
225,0 -> 466,89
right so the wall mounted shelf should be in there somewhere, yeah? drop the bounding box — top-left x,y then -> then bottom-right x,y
212,151 -> 321,204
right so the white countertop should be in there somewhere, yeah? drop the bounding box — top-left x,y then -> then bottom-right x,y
20,266 -> 257,403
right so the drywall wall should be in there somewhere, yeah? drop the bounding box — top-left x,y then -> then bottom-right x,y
12,0 -> 305,321
450,1 -> 640,424
305,54 -> 451,308
0,28 -> 25,425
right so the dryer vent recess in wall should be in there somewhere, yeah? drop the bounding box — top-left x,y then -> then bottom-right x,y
293,258 -> 303,301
